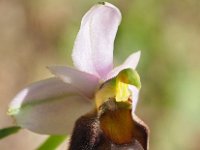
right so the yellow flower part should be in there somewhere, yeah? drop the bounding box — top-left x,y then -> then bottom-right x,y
95,79 -> 116,109
95,68 -> 141,109
115,79 -> 130,102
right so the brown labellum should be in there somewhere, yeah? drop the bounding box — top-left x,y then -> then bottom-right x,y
68,110 -> 111,150
68,100 -> 149,150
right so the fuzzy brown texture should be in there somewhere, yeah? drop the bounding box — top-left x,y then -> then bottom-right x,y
69,100 -> 149,150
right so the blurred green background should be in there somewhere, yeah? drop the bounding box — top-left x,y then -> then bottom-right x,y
0,0 -> 200,149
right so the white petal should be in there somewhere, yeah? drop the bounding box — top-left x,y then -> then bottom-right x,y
104,51 -> 141,81
129,85 -> 140,112
8,78 -> 94,135
72,2 -> 121,78
48,66 -> 99,98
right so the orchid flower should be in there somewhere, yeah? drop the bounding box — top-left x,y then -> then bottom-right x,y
8,2 -> 149,149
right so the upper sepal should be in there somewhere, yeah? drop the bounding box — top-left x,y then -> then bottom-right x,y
72,2 -> 121,78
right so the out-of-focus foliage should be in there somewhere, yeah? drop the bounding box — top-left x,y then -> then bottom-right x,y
0,127 -> 20,139
36,136 -> 67,150
0,0 -> 200,149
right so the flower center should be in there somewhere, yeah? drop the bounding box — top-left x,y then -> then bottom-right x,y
94,69 -> 142,145
95,68 -> 141,109
116,80 -> 130,103
95,77 -> 131,109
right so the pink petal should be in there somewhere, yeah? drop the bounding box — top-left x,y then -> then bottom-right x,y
48,66 -> 99,98
104,51 -> 141,81
8,78 -> 93,135
72,2 -> 121,78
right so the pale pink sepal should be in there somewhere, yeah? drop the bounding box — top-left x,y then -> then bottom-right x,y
104,51 -> 141,81
48,66 -> 99,98
72,2 -> 121,78
8,78 -> 93,134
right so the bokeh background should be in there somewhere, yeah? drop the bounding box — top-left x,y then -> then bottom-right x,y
0,0 -> 200,149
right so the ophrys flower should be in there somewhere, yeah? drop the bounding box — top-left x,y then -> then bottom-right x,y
8,2 -> 149,150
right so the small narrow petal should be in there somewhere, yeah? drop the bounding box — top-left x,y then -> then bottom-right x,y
8,78 -> 93,135
129,85 -> 140,112
72,2 -> 121,78
104,51 -> 141,81
48,66 -> 99,98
